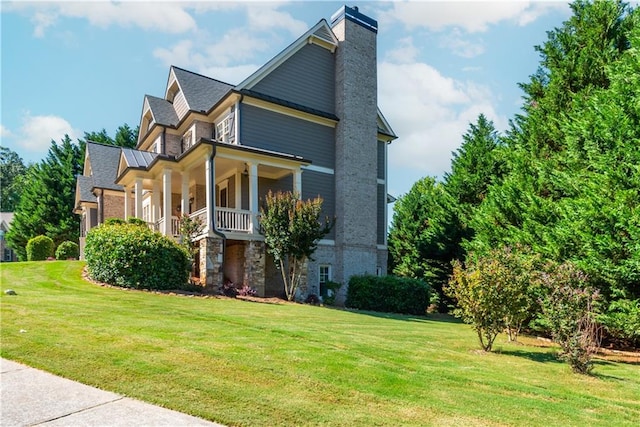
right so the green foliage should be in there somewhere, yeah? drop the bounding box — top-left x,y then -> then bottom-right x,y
26,235 -> 54,261
539,262 -> 601,374
389,116 -> 503,311
0,147 -> 28,212
55,241 -> 79,260
104,218 -> 126,226
388,177 -> 463,309
84,223 -> 190,290
600,297 -> 640,348
82,124 -> 139,148
321,280 -> 342,306
345,275 -> 431,316
6,136 -> 84,260
260,191 -> 333,301
126,217 -> 148,227
178,213 -> 204,255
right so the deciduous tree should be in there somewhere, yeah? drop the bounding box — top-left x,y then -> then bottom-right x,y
260,191 -> 333,301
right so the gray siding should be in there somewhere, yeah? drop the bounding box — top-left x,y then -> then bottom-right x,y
241,104 -> 335,169
377,140 -> 385,180
252,43 -> 335,114
302,170 -> 335,240
377,184 -> 386,245
258,175 -> 293,203
174,90 -> 189,119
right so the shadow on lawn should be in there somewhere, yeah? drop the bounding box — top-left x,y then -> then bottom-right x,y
495,348 -> 562,364
343,309 -> 464,324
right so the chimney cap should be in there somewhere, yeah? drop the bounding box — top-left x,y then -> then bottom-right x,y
330,5 -> 378,33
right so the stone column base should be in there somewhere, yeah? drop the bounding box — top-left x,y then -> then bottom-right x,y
199,237 -> 224,292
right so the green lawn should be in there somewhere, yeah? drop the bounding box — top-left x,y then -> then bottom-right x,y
1,261 -> 639,426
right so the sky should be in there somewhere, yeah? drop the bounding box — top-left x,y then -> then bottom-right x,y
1,0 -> 573,202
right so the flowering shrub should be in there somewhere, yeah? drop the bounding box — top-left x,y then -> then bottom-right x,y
539,262 -> 601,374
445,247 -> 540,351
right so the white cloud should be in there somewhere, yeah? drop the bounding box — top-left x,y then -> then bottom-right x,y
246,3 -> 308,35
17,113 -> 77,155
379,61 -> 507,194
380,1 -> 568,33
0,125 -> 13,138
7,1 -> 198,36
439,30 -> 485,58
385,37 -> 419,64
153,3 -> 307,82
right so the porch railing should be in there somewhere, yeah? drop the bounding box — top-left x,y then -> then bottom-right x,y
216,207 -> 252,233
155,216 -> 180,237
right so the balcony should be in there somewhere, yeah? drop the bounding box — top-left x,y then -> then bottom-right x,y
216,207 -> 252,233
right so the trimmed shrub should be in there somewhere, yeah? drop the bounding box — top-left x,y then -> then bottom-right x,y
26,235 -> 54,261
127,217 -> 148,227
346,275 -> 431,315
55,241 -> 79,260
103,218 -> 126,226
84,223 -> 190,290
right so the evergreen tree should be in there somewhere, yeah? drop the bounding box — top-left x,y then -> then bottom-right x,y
6,135 -> 84,259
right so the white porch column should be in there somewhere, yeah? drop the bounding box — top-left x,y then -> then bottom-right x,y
181,171 -> 190,216
248,162 -> 258,232
123,185 -> 130,220
152,181 -> 160,223
162,168 -> 172,236
293,169 -> 302,197
134,177 -> 143,218
205,155 -> 216,234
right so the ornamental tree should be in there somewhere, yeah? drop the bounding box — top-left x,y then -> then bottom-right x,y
260,190 -> 333,301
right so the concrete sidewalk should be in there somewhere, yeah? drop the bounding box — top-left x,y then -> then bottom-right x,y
0,358 -> 224,426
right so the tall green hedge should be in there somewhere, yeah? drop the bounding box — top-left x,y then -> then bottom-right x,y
26,235 -> 54,261
346,275 -> 431,315
84,223 -> 190,290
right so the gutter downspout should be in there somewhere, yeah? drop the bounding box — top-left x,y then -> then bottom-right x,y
208,145 -> 226,274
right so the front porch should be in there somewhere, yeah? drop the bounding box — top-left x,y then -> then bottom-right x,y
115,139 -> 310,293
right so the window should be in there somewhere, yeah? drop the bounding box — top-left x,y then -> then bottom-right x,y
149,142 -> 157,153
319,264 -> 332,297
215,109 -> 235,144
4,248 -> 12,261
376,266 -> 383,276
217,180 -> 228,208
182,130 -> 193,150
319,264 -> 331,285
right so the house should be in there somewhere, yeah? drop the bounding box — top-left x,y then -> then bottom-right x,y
0,213 -> 18,262
74,5 -> 397,302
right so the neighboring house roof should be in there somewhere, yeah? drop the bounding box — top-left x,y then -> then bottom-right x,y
76,176 -> 97,204
377,108 -> 397,140
0,212 -> 14,232
145,95 -> 179,127
171,66 -> 234,113
121,148 -> 159,169
85,142 -> 124,191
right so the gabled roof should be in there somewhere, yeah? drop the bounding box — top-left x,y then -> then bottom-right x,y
170,66 -> 234,113
145,95 -> 179,127
236,19 -> 339,91
85,142 -> 124,191
377,108 -> 398,141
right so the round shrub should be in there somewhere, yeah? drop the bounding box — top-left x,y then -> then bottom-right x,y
346,275 -> 431,315
84,223 -> 191,290
26,235 -> 54,261
55,241 -> 79,260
